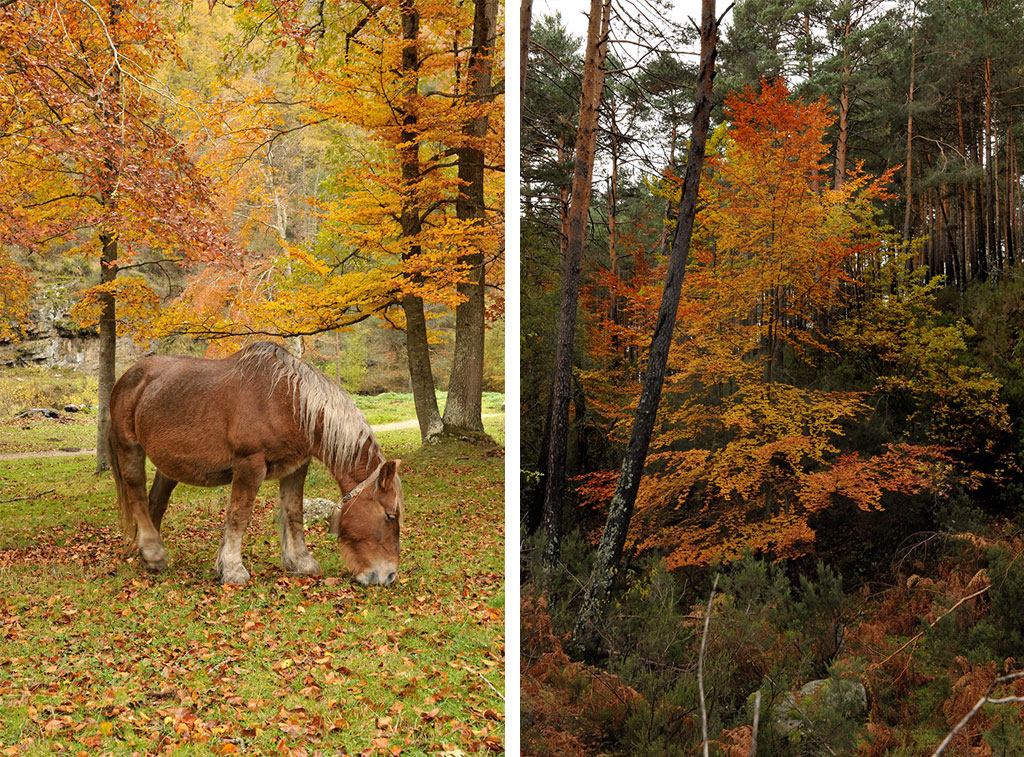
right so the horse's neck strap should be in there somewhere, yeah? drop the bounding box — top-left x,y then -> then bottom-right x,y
337,460 -> 385,507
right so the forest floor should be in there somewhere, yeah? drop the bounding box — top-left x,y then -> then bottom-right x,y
0,413 -> 505,755
521,526 -> 1024,756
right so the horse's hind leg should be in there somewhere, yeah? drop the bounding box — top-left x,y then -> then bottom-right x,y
278,462 -> 321,576
148,471 -> 178,532
215,454 -> 266,585
119,445 -> 168,572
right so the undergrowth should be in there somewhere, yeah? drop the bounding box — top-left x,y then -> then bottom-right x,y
522,527 -> 1024,756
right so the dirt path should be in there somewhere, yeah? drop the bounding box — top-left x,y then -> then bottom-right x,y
0,413 -> 504,461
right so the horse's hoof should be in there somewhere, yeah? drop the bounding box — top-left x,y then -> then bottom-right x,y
285,555 -> 322,576
141,547 -> 167,572
219,565 -> 251,586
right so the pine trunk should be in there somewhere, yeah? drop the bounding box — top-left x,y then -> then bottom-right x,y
902,2 -> 916,245
834,14 -> 851,190
985,53 -> 998,273
608,117 -> 619,355
540,0 -> 610,574
520,0 -> 532,117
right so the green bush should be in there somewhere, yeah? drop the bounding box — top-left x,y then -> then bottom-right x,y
985,546 -> 1024,658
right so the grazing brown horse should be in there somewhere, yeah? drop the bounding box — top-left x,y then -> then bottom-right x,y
106,341 -> 403,586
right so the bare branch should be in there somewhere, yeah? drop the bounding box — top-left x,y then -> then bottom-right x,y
932,671 -> 1024,756
698,573 -> 718,757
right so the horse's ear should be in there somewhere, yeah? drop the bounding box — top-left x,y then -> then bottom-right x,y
380,459 -> 401,490
329,508 -> 342,537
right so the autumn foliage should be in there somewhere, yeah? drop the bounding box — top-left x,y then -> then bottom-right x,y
0,1 -> 233,280
1,0 -> 502,368
576,81 -> 1002,567
130,0 -> 506,347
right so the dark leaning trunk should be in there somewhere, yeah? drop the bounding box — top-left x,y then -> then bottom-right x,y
571,0 -> 720,657
96,230 -> 118,472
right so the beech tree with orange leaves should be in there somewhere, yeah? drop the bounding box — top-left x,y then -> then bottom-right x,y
0,0 -> 233,469
576,81 -> 964,570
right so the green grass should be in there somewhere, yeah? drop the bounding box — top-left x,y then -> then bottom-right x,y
354,391 -> 505,426
0,423 -> 505,755
0,415 -> 97,455
0,392 -> 504,455
0,365 -> 98,417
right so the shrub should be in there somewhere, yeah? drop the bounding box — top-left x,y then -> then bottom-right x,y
0,366 -> 98,416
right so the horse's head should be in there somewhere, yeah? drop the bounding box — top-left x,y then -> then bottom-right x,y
330,459 -> 402,585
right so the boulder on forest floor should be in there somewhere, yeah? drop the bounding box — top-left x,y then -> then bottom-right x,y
751,677 -> 868,753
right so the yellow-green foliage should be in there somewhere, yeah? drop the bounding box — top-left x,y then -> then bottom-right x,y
0,366 -> 98,416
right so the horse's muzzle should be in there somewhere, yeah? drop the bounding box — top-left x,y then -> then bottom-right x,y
356,568 -> 397,586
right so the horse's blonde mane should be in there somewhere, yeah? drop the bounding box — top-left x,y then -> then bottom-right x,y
235,341 -> 382,471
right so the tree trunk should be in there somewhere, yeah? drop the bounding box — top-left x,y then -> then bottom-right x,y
571,0 -> 720,657
540,0 -> 610,575
834,79 -> 849,190
976,128 -> 988,281
902,1 -> 916,245
95,231 -> 117,472
607,110 -> 620,357
1006,122 -> 1015,267
524,394 -> 553,534
398,0 -> 442,442
520,0 -> 532,118
95,0 -> 122,473
445,0 -> 498,435
658,118 -> 679,257
984,47 -> 997,274
834,13 -> 851,190
957,91 -> 970,277
1011,124 -> 1020,266
403,293 -> 443,440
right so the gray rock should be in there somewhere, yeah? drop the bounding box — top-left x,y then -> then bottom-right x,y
798,678 -> 867,715
753,677 -> 867,739
302,497 -> 337,523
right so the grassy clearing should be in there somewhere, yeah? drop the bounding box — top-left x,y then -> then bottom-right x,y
0,420 -> 504,755
0,389 -> 504,455
0,415 -> 97,455
355,392 -> 505,426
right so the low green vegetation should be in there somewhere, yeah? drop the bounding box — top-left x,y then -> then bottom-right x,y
0,365 -> 98,417
355,391 -> 506,426
0,415 -> 97,455
0,418 -> 505,754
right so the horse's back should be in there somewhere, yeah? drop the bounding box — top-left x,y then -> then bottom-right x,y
109,349 -> 309,485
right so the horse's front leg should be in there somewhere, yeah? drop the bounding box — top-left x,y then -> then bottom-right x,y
216,454 -> 266,586
278,461 -> 321,576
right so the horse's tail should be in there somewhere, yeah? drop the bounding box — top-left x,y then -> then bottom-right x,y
105,416 -> 136,543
